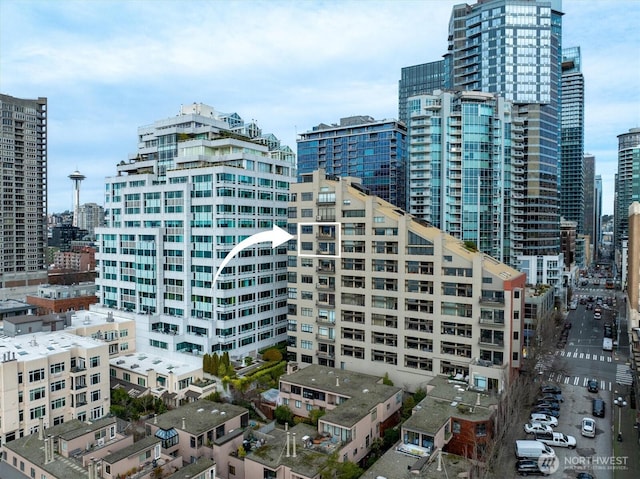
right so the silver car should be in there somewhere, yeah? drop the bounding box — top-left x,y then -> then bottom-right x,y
581,417 -> 596,438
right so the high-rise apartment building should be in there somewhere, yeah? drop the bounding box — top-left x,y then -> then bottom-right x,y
595,174 -> 602,259
296,116 -> 407,210
560,47 -> 585,233
583,153 -> 596,263
614,128 -> 640,250
287,170 -> 526,392
95,104 -> 295,360
400,0 -> 564,283
0,94 -> 48,288
407,90 -> 521,266
77,202 -> 105,239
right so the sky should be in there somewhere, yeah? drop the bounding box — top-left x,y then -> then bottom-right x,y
1,0 -> 639,216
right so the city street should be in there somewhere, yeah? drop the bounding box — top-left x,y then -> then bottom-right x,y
528,284 -> 635,478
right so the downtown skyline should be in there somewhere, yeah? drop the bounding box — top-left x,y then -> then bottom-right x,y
1,0 -> 639,215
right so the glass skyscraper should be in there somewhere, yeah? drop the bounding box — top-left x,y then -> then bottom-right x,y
560,47 -> 585,233
297,116 -> 407,210
615,128 -> 640,249
400,0 -> 564,277
398,60 -> 449,126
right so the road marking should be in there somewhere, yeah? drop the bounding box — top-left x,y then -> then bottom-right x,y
574,377 -> 580,385
586,353 -> 590,360
564,376 -> 570,384
601,380 -> 606,390
579,353 -> 584,359
583,377 -> 588,386
607,356 -> 612,363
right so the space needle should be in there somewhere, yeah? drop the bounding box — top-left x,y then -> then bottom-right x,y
69,170 -> 86,227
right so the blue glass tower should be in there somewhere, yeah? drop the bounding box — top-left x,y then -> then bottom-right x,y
297,116 -> 407,209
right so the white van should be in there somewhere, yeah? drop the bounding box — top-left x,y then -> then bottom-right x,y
603,337 -> 613,351
515,440 -> 556,459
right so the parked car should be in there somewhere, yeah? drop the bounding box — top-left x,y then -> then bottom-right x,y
530,413 -> 558,428
531,407 -> 560,418
587,379 -> 599,393
540,385 -> 562,395
524,422 -> 554,434
515,459 -> 552,476
539,393 -> 563,403
533,401 -> 560,411
534,431 -> 577,448
592,398 -> 605,418
581,417 -> 596,437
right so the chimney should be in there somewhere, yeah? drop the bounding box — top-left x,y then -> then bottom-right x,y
49,435 -> 55,462
286,431 -> 290,457
437,450 -> 442,471
476,393 -> 481,406
336,376 -> 339,387
88,458 -> 95,479
44,437 -> 50,463
292,432 -> 296,457
182,417 -> 186,429
154,414 -> 158,425
38,417 -> 44,440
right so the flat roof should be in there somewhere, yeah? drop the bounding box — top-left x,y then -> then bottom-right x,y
246,423 -> 330,478
360,447 -> 472,479
149,400 -> 247,435
110,351 -> 200,378
0,331 -> 106,361
103,435 -> 159,464
166,458 -> 216,479
0,299 -> 33,311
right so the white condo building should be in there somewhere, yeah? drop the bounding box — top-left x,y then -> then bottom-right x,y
95,103 -> 295,361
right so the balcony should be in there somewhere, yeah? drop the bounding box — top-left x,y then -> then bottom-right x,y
316,334 -> 335,343
315,301 -> 335,309
316,316 -> 336,326
316,283 -> 335,292
316,351 -> 335,359
479,339 -> 504,348
479,317 -> 505,327
317,265 -> 335,274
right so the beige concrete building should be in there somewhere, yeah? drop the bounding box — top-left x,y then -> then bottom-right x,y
0,332 -> 111,448
287,170 -> 526,392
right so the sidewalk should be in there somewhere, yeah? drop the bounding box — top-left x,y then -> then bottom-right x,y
612,404 -> 640,479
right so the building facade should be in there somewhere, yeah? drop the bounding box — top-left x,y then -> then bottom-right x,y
614,128 -> 640,250
0,332 -> 111,448
95,104 -> 295,361
287,170 -> 526,392
583,153 -> 596,263
398,61 -> 449,125
560,46 -> 585,234
26,282 -> 98,315
0,94 -> 48,288
296,116 -> 407,210
77,202 -> 105,239
407,90 -> 519,266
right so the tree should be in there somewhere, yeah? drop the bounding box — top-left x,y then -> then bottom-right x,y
263,348 -> 283,362
211,353 -> 220,376
413,388 -> 427,404
308,408 -> 326,426
382,372 -> 393,386
318,451 -> 363,479
274,405 -> 294,426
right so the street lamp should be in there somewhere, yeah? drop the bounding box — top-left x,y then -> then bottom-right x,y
614,395 -> 628,441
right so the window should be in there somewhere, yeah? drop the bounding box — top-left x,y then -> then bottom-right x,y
50,362 -> 65,375
476,423 -> 487,437
90,373 -> 100,385
453,421 -> 461,434
91,390 -> 101,402
29,368 -> 45,382
295,400 -> 302,408
51,398 -> 66,410
29,387 -> 46,401
89,356 -> 100,368
30,405 -> 46,420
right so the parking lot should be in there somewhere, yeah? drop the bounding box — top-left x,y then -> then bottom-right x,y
518,383 -> 616,478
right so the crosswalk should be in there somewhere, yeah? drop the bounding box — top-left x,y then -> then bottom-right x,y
555,350 -> 613,362
616,364 -> 634,386
544,372 -> 613,392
